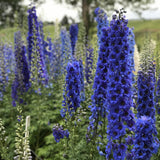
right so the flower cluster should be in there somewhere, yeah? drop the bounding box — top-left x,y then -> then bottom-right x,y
94,7 -> 109,45
27,6 -> 48,85
61,61 -> 81,118
128,28 -> 135,72
69,24 -> 78,55
137,38 -> 156,120
0,43 -> 14,101
137,70 -> 156,120
12,31 -> 30,106
105,9 -> 135,159
133,116 -> 159,159
61,28 -> 72,74
27,6 -> 37,65
85,45 -> 94,84
156,74 -> 160,114
88,27 -> 109,138
53,124 -> 69,143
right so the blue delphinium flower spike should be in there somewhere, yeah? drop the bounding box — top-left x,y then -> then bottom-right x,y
69,24 -> 78,55
61,60 -> 81,118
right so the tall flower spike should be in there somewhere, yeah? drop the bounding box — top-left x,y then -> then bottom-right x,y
61,61 -> 81,118
12,31 -> 30,106
136,38 -> 159,158
51,38 -> 62,79
60,27 -> 72,75
85,45 -> 94,84
95,7 -> 109,46
137,38 -> 156,120
27,6 -> 48,86
87,9 -> 109,150
88,20 -> 109,149
156,74 -> 160,113
106,10 -> 135,159
0,44 -> 6,100
0,43 -> 14,101
69,24 -> 78,55
133,116 -> 159,159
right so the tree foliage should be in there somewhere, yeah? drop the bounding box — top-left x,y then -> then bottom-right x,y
0,0 -> 43,27
56,0 -> 155,35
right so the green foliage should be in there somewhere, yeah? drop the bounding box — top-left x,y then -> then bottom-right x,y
0,118 -> 9,159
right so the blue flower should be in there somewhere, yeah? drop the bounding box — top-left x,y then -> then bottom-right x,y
61,28 -> 72,74
104,10 -> 135,159
85,46 -> 94,84
88,26 -> 109,139
61,61 -> 81,118
27,6 -> 48,85
133,116 -> 159,159
69,24 -> 78,55
94,7 -> 109,46
12,31 -> 30,106
52,124 -> 69,142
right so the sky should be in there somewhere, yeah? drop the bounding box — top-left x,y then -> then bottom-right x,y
23,0 -> 160,22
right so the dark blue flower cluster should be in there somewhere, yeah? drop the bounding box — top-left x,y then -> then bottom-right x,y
128,28 -> 135,72
85,46 -> 94,84
27,6 -> 37,66
53,124 -> 69,142
133,116 -> 159,160
105,10 -> 135,159
94,7 -> 109,45
156,74 -> 160,114
69,24 -> 78,55
0,43 -> 14,100
137,68 -> 156,120
12,31 -> 30,106
51,39 -> 62,79
27,6 -> 48,85
61,60 -> 81,118
61,28 -> 72,74
88,27 -> 109,138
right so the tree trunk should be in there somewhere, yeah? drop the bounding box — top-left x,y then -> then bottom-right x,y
82,0 -> 90,38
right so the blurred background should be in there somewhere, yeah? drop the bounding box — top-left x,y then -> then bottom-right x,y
0,0 -> 160,50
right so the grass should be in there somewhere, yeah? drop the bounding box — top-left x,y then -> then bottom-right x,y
0,19 -> 160,50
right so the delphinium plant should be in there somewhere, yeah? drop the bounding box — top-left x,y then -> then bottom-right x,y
52,124 -> 69,143
134,38 -> 159,159
54,60 -> 82,159
137,38 -> 156,120
85,44 -> 94,84
94,7 -> 109,46
155,41 -> 160,159
26,6 -> 53,156
0,43 -> 15,101
27,6 -> 48,87
12,31 -> 32,160
0,44 -> 7,101
60,60 -> 81,119
87,7 -> 109,156
60,27 -> 72,75
132,116 -> 159,160
69,24 -> 78,56
12,31 -> 30,107
105,9 -> 135,159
